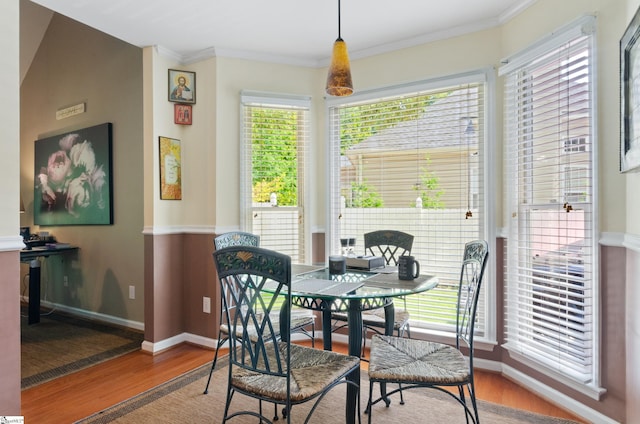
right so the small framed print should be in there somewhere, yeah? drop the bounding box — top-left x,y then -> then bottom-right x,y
168,69 -> 196,104
159,136 -> 182,200
174,104 -> 192,125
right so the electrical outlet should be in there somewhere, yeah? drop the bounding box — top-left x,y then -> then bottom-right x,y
129,285 -> 135,300
203,296 -> 211,314
63,275 -> 68,287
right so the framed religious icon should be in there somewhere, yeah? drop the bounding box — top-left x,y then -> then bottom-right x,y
159,136 -> 182,200
168,69 -> 196,104
174,104 -> 192,125
621,6 -> 640,172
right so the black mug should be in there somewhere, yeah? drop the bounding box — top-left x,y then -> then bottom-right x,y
398,255 -> 420,280
329,255 -> 346,275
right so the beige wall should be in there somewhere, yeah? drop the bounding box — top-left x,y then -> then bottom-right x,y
213,56 -> 320,229
20,14 -> 145,323
143,50 -> 220,229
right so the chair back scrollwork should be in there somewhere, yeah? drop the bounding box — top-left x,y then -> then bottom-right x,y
364,230 -> 414,266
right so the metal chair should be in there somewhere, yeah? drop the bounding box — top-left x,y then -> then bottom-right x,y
204,231 -> 316,399
203,232 -> 260,395
366,240 -> 489,424
332,230 -> 414,354
214,245 -> 361,424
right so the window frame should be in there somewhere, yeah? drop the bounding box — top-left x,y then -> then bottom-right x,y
240,90 -> 311,263
324,70 -> 497,344
499,15 -> 604,398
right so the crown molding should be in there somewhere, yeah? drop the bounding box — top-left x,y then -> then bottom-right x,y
155,2 -> 539,69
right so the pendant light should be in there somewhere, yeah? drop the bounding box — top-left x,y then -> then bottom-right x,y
326,0 -> 353,96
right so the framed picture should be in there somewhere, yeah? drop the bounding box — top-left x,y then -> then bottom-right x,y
621,6 -> 640,172
174,104 -> 192,125
159,136 -> 182,200
168,69 -> 196,104
34,123 -> 113,225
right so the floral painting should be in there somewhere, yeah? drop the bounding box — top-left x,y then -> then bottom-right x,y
34,123 -> 113,225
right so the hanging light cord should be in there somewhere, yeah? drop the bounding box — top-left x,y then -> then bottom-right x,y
337,0 -> 343,41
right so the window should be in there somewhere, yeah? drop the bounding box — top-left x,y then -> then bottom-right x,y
500,16 -> 601,395
326,71 -> 493,338
240,91 -> 310,263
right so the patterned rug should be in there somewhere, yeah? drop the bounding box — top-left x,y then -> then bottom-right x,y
77,360 -> 580,424
21,308 -> 143,389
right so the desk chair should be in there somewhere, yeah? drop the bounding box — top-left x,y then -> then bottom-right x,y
214,246 -> 361,424
366,240 -> 489,424
332,230 -> 414,354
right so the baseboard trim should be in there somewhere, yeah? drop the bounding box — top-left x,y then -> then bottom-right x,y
501,364 -> 620,424
39,300 -> 145,332
141,332 -> 317,354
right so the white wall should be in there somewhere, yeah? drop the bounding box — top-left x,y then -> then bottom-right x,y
1,0 -> 21,239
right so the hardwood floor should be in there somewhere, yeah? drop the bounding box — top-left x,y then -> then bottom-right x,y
21,342 -> 587,423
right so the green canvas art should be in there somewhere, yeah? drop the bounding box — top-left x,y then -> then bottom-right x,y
34,123 -> 113,226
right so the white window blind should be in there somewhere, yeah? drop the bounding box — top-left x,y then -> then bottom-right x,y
240,91 -> 310,263
326,74 -> 489,335
501,16 -> 599,388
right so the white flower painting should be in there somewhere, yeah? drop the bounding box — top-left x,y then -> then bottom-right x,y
34,123 -> 113,225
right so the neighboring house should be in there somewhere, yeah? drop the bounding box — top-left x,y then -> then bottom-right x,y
341,88 -> 480,209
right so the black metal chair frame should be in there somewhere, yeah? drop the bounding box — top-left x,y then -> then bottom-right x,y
203,232 -> 260,395
204,232 -> 316,407
366,239 -> 489,424
332,230 -> 415,354
214,246 -> 361,424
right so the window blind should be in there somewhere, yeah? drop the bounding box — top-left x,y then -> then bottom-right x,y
326,74 -> 489,335
240,91 -> 311,263
501,16 -> 598,387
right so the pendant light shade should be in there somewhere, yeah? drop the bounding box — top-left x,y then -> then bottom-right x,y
326,0 -> 353,96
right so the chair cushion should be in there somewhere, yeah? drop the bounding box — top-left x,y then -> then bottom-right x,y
232,342 -> 360,402
368,335 -> 469,385
221,313 -> 315,342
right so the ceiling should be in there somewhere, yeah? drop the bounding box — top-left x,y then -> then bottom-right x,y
27,0 -> 536,67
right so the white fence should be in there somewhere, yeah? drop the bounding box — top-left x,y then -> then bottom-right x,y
254,207 -> 480,284
253,207 -> 483,330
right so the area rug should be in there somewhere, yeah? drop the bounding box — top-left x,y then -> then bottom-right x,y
21,308 -> 143,390
77,360 -> 580,424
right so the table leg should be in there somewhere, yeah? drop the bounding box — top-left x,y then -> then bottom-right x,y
279,300 -> 290,342
346,299 -> 362,424
28,259 -> 41,325
321,303 -> 333,351
383,302 -> 395,336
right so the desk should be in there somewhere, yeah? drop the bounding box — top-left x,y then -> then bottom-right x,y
283,265 -> 438,424
20,246 -> 78,325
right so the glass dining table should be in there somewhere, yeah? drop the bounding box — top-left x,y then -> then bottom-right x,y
277,263 -> 439,424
